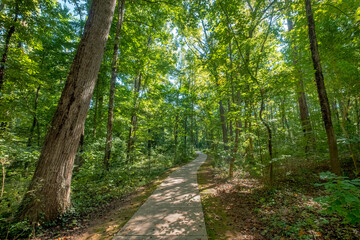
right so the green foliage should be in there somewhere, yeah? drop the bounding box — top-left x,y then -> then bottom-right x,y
0,0 -> 359,237
1,219 -> 33,239
0,140 -> 38,213
315,172 -> 360,225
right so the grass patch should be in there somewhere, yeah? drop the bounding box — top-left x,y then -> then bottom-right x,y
198,154 -> 232,240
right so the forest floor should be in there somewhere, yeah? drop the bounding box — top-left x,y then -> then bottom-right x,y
198,155 -> 360,240
36,162 -> 191,240
36,153 -> 359,240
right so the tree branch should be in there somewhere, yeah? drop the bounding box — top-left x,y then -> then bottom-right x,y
138,0 -> 177,7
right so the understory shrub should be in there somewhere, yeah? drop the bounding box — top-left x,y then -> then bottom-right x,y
315,172 -> 360,225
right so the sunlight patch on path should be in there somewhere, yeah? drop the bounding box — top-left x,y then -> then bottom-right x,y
113,152 -> 208,240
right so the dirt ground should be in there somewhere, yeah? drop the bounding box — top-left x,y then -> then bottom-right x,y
198,156 -> 266,240
198,155 -> 360,240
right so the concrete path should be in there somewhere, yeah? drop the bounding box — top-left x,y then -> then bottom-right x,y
113,152 -> 208,240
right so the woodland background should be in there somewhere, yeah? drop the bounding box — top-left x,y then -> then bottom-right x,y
0,0 -> 359,238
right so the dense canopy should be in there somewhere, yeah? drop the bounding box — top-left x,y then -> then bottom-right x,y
0,0 -> 359,238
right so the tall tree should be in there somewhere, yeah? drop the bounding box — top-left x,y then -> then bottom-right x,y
287,16 -> 315,153
304,0 -> 341,175
27,86 -> 41,147
0,0 -> 19,92
126,72 -> 142,161
17,0 -> 117,222
104,0 -> 126,170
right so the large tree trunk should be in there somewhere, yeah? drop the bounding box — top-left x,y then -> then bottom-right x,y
104,0 -> 126,169
27,86 -> 41,147
0,2 -> 19,92
17,0 -> 116,222
305,0 -> 341,175
287,17 -> 315,152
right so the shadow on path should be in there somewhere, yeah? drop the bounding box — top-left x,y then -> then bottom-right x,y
113,152 -> 208,240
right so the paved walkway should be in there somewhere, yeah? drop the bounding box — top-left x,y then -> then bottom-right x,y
113,152 -> 208,240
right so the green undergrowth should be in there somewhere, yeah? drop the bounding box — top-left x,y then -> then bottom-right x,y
0,138 -> 195,239
255,158 -> 360,239
41,155 -> 194,240
253,172 -> 360,239
200,152 -> 360,240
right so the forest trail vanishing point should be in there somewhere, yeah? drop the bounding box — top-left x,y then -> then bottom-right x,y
113,152 -> 208,240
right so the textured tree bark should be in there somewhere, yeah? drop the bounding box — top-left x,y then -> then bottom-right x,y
0,2 -> 19,92
104,0 -> 126,169
27,86 -> 41,147
17,0 -> 116,222
305,0 -> 341,175
287,17 -> 315,152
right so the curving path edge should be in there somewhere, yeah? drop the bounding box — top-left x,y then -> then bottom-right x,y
113,152 -> 208,240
